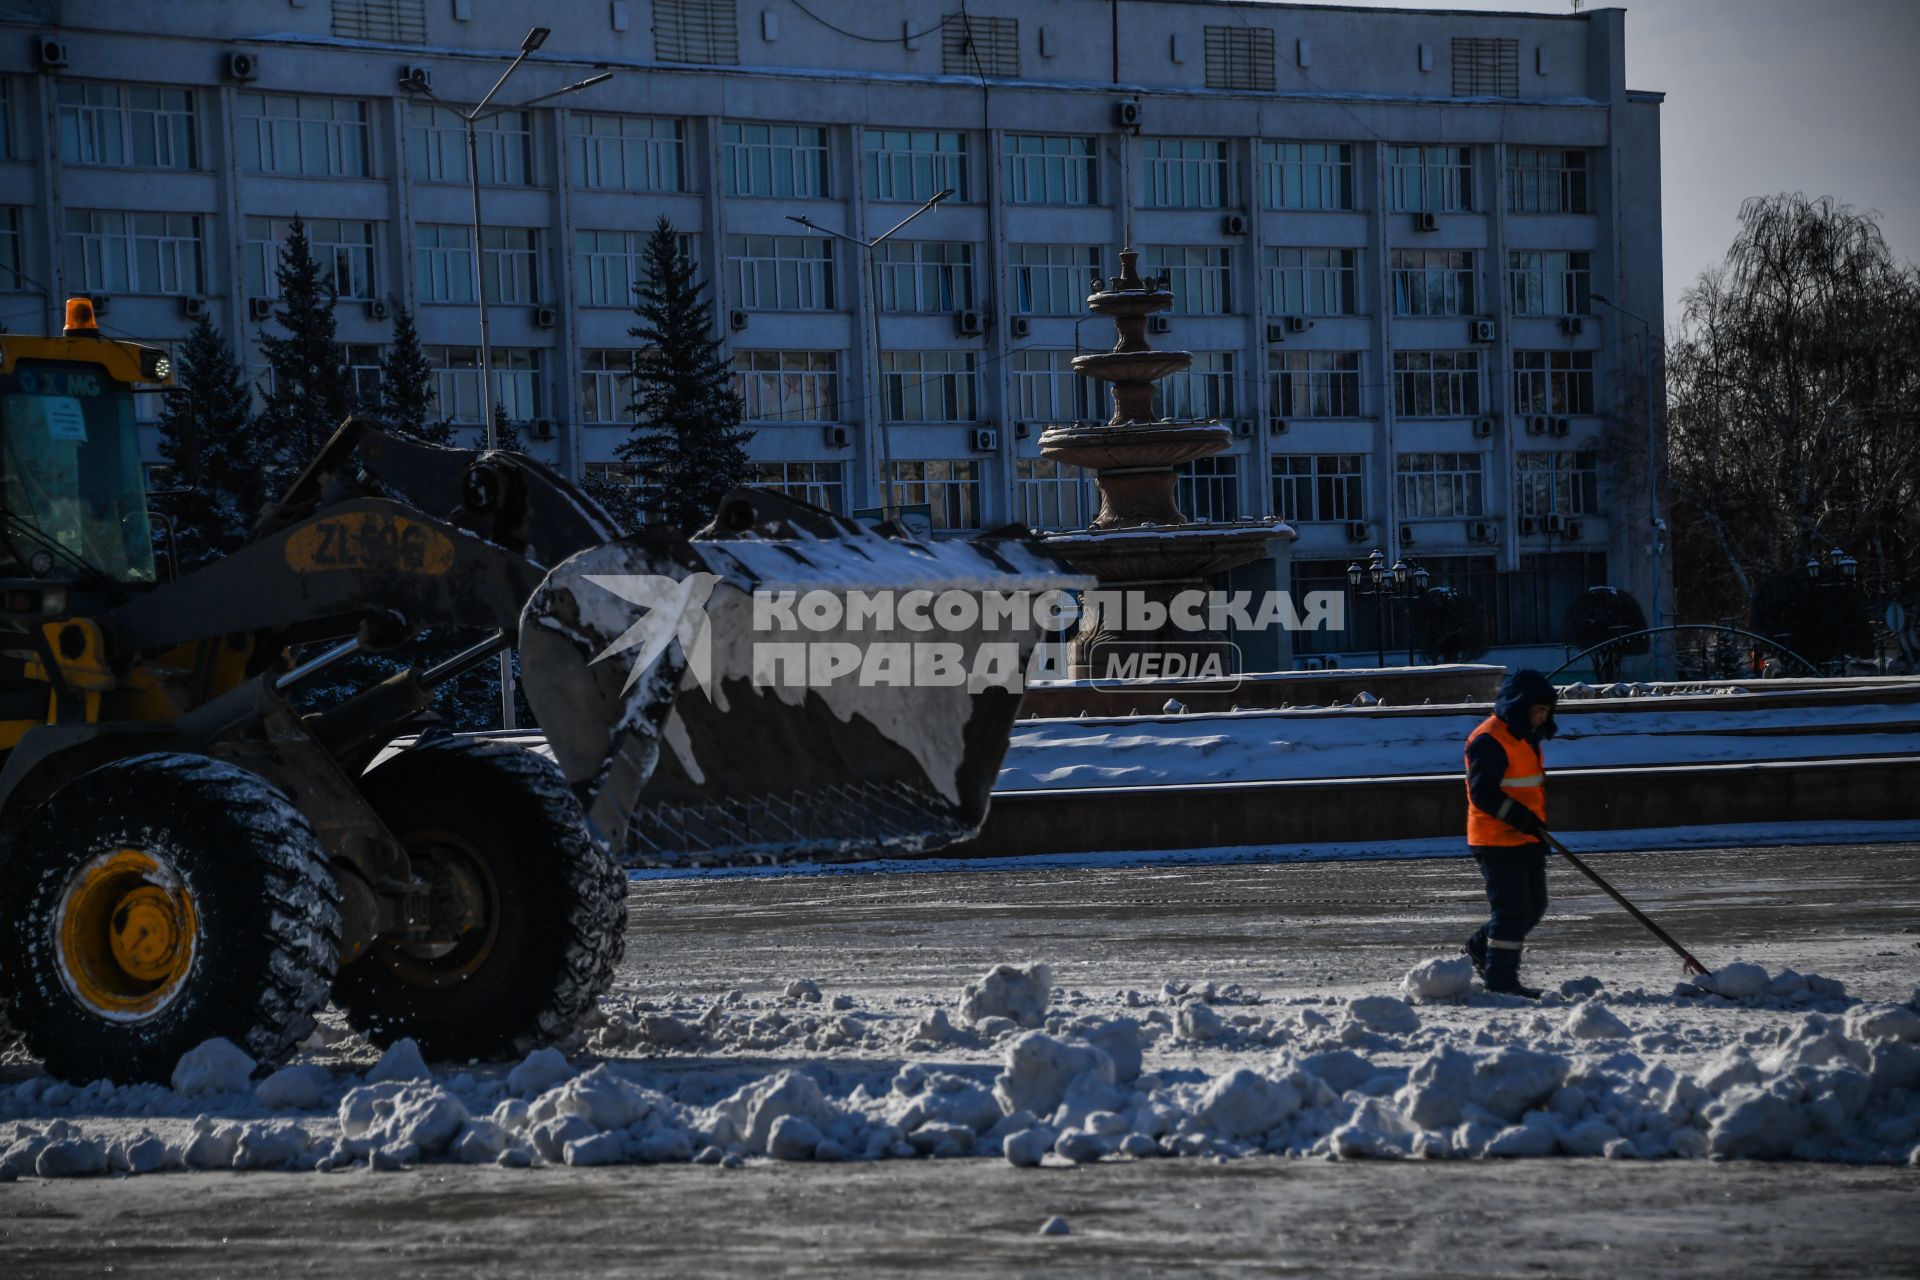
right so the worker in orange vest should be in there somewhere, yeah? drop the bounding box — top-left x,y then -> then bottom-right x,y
1462,669 -> 1559,998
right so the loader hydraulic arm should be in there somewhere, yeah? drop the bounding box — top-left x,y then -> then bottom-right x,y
99,418 -> 619,660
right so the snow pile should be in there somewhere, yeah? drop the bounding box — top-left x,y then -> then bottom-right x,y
1402,956 -> 1474,1002
4,961 -> 1918,1178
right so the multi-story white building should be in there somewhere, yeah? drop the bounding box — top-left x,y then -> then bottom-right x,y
0,0 -> 1668,666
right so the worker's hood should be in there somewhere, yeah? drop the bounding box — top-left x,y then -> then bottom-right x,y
1495,668 -> 1559,742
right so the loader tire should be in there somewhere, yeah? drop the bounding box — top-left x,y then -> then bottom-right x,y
0,753 -> 342,1085
332,737 -> 627,1061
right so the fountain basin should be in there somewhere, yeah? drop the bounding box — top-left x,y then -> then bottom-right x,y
1038,420 -> 1231,472
1070,350 -> 1194,385
1045,521 -> 1290,581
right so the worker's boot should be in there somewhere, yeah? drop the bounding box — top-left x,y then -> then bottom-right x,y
1463,932 -> 1488,980
1483,939 -> 1540,999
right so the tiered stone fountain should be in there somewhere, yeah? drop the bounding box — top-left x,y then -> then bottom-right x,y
1041,249 -> 1291,679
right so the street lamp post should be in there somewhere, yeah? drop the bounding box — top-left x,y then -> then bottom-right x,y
404,28 -> 611,728
1802,545 -> 1859,675
1590,291 -> 1663,646
786,188 -> 954,521
1346,549 -> 1429,669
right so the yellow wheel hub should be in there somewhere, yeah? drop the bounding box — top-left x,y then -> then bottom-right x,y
57,849 -> 197,1019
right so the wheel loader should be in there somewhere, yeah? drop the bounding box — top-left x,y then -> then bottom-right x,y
0,299 -> 1080,1084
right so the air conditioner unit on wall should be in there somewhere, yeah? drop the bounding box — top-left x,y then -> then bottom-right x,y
529,418 -> 555,441
179,296 -> 207,320
1115,100 -> 1142,130
1009,316 -> 1031,339
1469,319 -> 1496,343
33,36 -> 68,68
1551,417 -> 1571,437
1346,520 -> 1369,543
1400,524 -> 1417,545
1414,211 -> 1438,233
1559,316 -> 1584,336
1468,520 -> 1497,544
1544,513 -> 1568,533
823,424 -> 850,448
399,64 -> 433,92
224,51 -> 259,81
1222,213 -> 1249,236
1235,420 -> 1252,438
1286,316 -> 1312,334
970,426 -> 999,452
533,306 -> 557,328
1148,315 -> 1172,335
1473,417 -> 1495,438
954,309 -> 984,337
1269,418 -> 1288,435
365,298 -> 390,321
1518,515 -> 1538,534
1526,415 -> 1549,435
729,309 -> 749,332
249,296 -> 274,321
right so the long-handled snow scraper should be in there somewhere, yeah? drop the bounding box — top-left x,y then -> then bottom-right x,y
1540,831 -> 1712,978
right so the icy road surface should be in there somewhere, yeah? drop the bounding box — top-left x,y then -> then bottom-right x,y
4,841 -> 1917,1275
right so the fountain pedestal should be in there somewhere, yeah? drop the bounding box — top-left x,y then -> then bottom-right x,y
1040,249 -> 1292,679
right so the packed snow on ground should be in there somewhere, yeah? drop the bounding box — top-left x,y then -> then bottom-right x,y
5,958 -> 1919,1179
995,695 -> 1920,791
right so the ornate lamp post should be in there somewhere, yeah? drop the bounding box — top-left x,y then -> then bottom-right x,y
1347,549 -> 1429,668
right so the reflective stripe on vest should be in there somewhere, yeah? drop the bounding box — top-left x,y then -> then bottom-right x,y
1465,714 -> 1547,846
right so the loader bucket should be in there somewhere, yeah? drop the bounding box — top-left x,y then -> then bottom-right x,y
518,490 -> 1088,867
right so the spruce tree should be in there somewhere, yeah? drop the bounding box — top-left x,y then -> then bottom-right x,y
154,316 -> 256,564
487,400 -> 523,453
622,216 -> 753,531
379,302 -> 447,444
255,219 -> 353,480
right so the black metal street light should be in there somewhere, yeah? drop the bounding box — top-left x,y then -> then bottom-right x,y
1347,549 -> 1430,668
1806,545 -> 1858,582
401,27 -> 612,729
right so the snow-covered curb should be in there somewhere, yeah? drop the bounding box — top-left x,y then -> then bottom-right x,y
5,960 -> 1919,1178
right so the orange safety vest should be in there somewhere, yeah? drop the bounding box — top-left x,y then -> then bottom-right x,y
1464,714 -> 1546,847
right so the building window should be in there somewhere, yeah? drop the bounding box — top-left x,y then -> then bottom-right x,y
1272,454 -> 1364,523
567,113 -> 687,192
722,122 -> 829,198
409,104 -> 531,186
1512,351 -> 1596,416
64,210 -> 203,296
1391,249 -> 1477,317
1507,148 -> 1590,215
1515,450 -> 1598,517
1140,139 -> 1231,210
333,0 -> 427,42
732,350 -> 839,422
1392,350 -> 1482,418
580,349 -> 636,424
1178,456 -> 1240,522
1508,251 -> 1591,316
574,229 -> 698,308
1265,247 -> 1358,316
753,460 -> 846,513
481,227 -> 541,305
875,240 -> 974,313
1146,246 -> 1232,316
414,224 -> 474,304
1396,451 -> 1486,518
0,208 -> 23,290
344,343 -> 384,410
1260,142 -> 1355,211
1388,145 -> 1472,213
235,93 -> 371,177
244,217 -> 376,300
424,346 -> 543,422
1003,135 -> 1097,206
1013,458 -> 1094,532
0,81 -> 9,161
1204,25 -> 1276,92
864,129 -> 969,202
726,234 -> 833,311
1154,351 -> 1236,422
890,460 -> 982,531
1010,244 -> 1101,316
1010,350 -> 1100,425
882,351 -> 977,423
57,82 -> 196,169
1269,351 -> 1363,421
1451,37 -> 1519,98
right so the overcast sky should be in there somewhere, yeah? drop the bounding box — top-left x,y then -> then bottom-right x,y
1281,0 -> 1920,327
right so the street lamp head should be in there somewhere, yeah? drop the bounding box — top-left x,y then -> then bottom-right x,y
1390,559 -> 1410,588
1806,557 -> 1821,579
1827,546 -> 1846,567
1841,554 -> 1858,579
1413,564 -> 1431,591
522,27 -> 551,51
931,188 -> 956,204
1346,562 -> 1364,588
